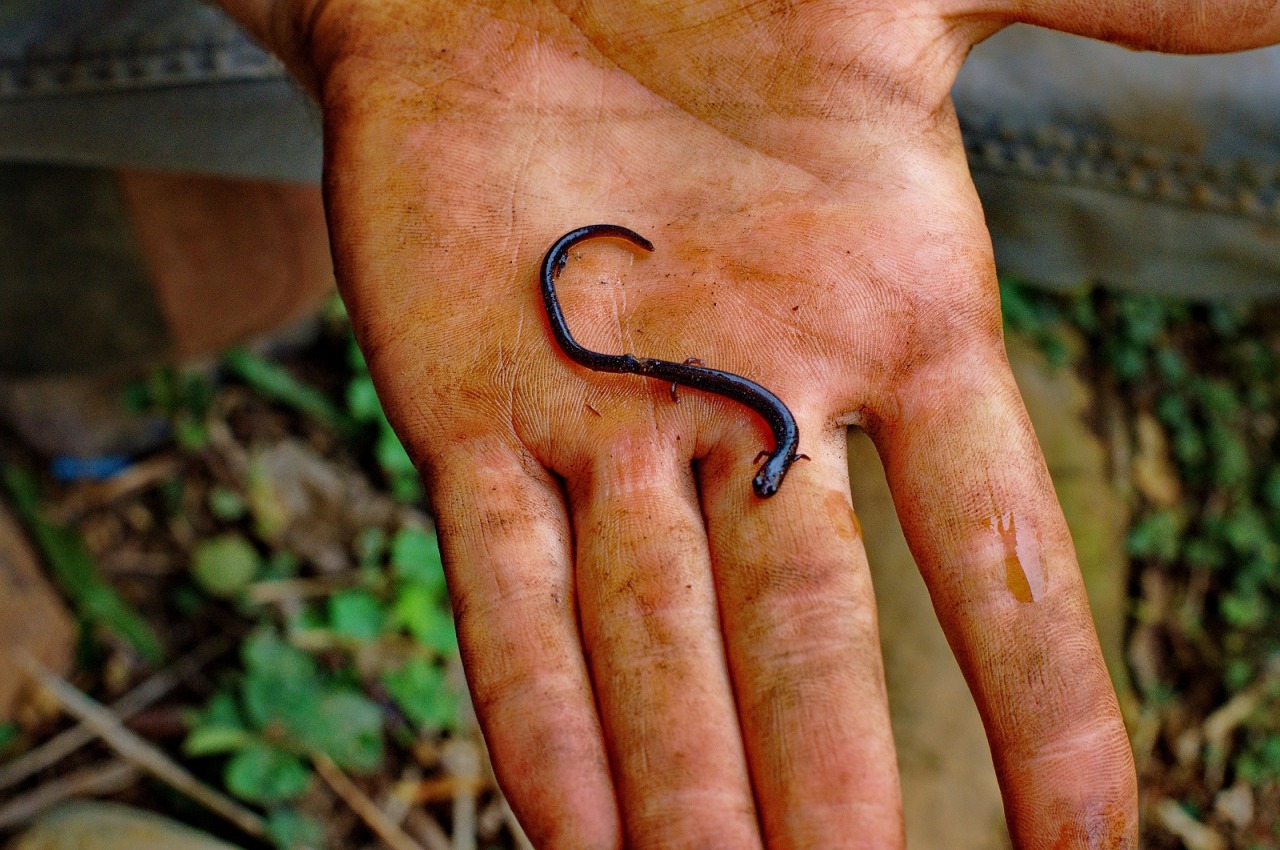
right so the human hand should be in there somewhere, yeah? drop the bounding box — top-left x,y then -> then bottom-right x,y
211,0 -> 1279,846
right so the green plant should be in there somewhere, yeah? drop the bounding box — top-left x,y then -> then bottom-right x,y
0,723 -> 18,754
345,337 -> 422,504
222,348 -> 352,435
1,464 -> 162,663
190,533 -> 263,599
124,365 -> 216,451
185,524 -> 460,835
185,628 -> 385,805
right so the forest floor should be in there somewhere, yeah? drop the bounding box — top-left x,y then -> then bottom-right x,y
0,286 -> 1278,850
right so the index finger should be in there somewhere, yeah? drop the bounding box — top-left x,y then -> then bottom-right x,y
872,345 -> 1138,847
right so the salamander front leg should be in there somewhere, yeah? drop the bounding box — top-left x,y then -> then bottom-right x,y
669,357 -> 704,403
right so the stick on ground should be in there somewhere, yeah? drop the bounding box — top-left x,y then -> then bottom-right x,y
17,654 -> 267,840
313,753 -> 427,850
0,760 -> 139,829
0,636 -> 231,791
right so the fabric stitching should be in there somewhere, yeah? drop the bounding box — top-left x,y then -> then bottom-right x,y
963,121 -> 1280,225
0,36 -> 287,98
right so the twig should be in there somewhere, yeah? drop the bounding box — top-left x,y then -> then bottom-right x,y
1202,682 -> 1266,791
0,760 -> 139,829
409,775 -> 484,805
17,654 -> 267,839
1154,798 -> 1226,850
53,455 -> 182,521
0,636 -> 231,791
499,796 -> 535,850
247,575 -> 360,604
312,753 -> 426,850
403,809 -> 451,850
441,740 -> 479,850
1203,688 -> 1260,743
381,766 -> 421,826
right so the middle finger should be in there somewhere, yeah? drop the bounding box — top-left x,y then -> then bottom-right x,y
701,416 -> 903,849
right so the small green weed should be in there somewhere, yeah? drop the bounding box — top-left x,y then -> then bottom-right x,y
0,723 -> 18,754
1,464 -> 162,663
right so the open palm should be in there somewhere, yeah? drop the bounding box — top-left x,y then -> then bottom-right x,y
228,0 -> 1280,845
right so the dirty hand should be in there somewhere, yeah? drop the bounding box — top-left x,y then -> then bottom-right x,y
216,0 -> 1280,846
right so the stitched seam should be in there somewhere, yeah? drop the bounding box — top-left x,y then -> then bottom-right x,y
0,36 -> 288,98
963,121 -> 1280,225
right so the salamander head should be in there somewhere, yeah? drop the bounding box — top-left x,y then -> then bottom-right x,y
752,453 -> 793,499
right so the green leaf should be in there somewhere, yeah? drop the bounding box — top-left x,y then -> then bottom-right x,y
241,629 -> 323,732
174,416 -> 211,452
1153,348 -> 1187,384
347,335 -> 369,374
223,348 -> 351,434
998,278 -> 1040,336
1224,659 -> 1254,693
263,550 -> 302,581
1118,296 -> 1167,346
225,741 -> 312,804
302,691 -> 384,773
345,375 -> 383,423
328,590 -> 383,640
389,584 -> 457,654
267,808 -> 326,850
1206,303 -> 1246,336
184,724 -> 255,756
1235,735 -> 1280,785
1196,377 -> 1243,424
0,723 -> 19,753
208,485 -> 248,521
121,377 -> 153,413
191,534 -> 262,598
1183,538 -> 1226,572
375,427 -> 421,503
1155,393 -> 1191,429
172,584 -> 205,617
197,690 -> 246,728
389,528 -> 445,592
1171,425 -> 1206,472
0,464 -> 162,663
1126,509 -> 1184,564
1065,289 -> 1098,332
388,473 -> 423,506
1265,467 -> 1280,513
1220,591 -> 1267,631
237,629 -> 384,770
382,658 -> 458,733
133,365 -> 215,419
1223,506 -> 1275,559
1109,342 -> 1148,381
285,604 -> 327,635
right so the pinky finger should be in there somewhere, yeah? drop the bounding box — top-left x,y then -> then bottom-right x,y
427,438 -> 621,849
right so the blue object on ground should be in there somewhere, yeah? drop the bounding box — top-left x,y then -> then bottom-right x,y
50,455 -> 132,483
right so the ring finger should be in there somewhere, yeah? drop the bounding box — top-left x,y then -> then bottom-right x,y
569,432 -> 763,849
